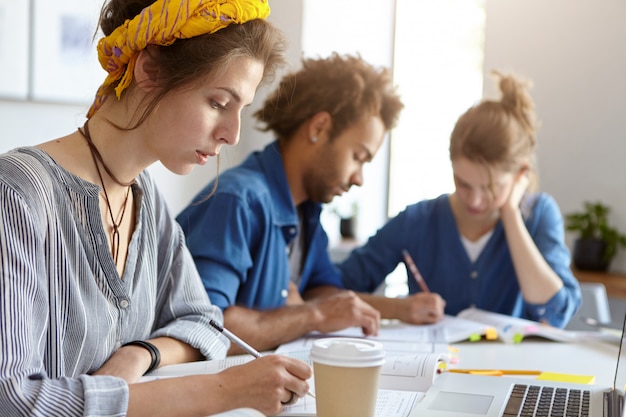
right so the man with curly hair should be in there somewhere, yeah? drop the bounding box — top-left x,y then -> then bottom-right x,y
177,53 -> 415,353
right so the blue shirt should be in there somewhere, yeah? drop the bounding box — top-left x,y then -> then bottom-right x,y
338,194 -> 581,328
177,141 -> 343,311
0,147 -> 227,417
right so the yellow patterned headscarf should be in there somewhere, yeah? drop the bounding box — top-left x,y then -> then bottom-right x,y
88,0 -> 270,117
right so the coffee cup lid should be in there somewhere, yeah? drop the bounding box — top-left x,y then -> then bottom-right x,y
309,337 -> 385,367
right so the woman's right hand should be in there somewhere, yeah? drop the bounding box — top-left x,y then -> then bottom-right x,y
213,355 -> 312,416
398,292 -> 446,324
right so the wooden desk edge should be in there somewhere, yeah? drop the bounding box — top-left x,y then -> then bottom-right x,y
573,268 -> 626,299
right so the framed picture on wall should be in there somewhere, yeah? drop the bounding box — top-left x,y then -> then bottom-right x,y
0,0 -> 30,100
31,0 -> 104,104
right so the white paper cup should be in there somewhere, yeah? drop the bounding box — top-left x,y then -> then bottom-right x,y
309,337 -> 385,417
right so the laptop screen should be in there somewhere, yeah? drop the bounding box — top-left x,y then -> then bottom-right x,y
610,304 -> 626,417
614,306 -> 626,393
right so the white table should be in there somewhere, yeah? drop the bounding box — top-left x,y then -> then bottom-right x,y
450,339 -> 619,386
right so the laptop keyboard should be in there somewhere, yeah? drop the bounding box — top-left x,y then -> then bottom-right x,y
501,384 -> 591,417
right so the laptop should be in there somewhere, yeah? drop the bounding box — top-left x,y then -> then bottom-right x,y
408,310 -> 626,417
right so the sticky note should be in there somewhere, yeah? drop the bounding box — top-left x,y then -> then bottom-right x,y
469,333 -> 482,342
485,327 -> 498,340
524,325 -> 539,333
537,372 -> 596,385
512,333 -> 524,344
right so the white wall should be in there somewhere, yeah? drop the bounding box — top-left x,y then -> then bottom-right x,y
1,0 -> 625,271
484,0 -> 626,272
300,0 -> 396,243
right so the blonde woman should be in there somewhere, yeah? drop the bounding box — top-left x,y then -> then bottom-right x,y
339,71 -> 581,328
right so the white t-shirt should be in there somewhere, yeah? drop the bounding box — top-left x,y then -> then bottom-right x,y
461,230 -> 494,263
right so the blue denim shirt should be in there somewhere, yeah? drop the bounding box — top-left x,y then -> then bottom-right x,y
177,141 -> 343,311
338,193 -> 581,328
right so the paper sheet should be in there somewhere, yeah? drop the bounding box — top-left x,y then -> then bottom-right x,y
279,389 -> 422,417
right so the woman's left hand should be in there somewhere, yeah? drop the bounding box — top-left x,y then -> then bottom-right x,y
501,167 -> 530,215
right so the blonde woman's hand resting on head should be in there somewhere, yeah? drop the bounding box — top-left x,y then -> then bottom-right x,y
500,166 -> 531,217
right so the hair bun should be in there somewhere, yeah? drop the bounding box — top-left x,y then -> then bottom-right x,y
493,70 -> 536,135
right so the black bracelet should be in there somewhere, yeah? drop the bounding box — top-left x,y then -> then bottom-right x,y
122,340 -> 161,375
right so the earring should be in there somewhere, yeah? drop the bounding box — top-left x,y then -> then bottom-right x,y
310,136 -> 318,143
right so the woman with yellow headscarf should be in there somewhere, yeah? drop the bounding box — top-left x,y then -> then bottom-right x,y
0,0 -> 311,415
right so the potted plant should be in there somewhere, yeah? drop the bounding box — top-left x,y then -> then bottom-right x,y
565,201 -> 626,271
338,201 -> 359,239
327,200 -> 359,239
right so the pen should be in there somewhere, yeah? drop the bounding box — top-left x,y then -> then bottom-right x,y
402,249 -> 430,293
209,319 -> 315,400
209,319 -> 261,358
446,369 -> 542,376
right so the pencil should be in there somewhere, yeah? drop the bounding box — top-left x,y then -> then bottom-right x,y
402,249 -> 430,293
447,369 -> 542,376
209,319 -> 316,400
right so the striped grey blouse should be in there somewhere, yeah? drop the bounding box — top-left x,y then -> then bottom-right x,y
0,147 -> 227,416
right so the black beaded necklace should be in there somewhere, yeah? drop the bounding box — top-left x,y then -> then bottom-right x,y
78,121 -> 135,265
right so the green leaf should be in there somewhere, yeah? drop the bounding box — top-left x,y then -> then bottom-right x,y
565,200 -> 626,262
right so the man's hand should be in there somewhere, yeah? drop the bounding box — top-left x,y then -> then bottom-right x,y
311,290 -> 381,336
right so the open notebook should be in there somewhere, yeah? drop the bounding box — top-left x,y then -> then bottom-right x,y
408,310 -> 626,417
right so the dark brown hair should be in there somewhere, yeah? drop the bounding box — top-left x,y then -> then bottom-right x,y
253,52 -> 404,141
97,0 -> 287,127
